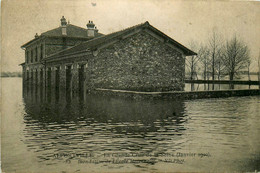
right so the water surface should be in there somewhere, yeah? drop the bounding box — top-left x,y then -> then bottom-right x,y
2,78 -> 260,172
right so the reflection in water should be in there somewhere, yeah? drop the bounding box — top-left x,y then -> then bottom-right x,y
3,78 -> 259,172
185,83 -> 259,91
22,84 -> 188,168
185,75 -> 260,91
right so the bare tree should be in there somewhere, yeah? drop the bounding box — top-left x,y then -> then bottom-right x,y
207,30 -> 223,90
186,55 -> 199,91
185,41 -> 200,91
186,41 -> 200,81
197,45 -> 210,90
214,46 -> 226,89
246,59 -> 251,89
221,35 -> 250,88
215,46 -> 226,81
246,59 -> 251,81
186,55 -> 199,80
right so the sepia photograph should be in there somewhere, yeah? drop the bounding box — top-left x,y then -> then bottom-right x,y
1,0 -> 260,172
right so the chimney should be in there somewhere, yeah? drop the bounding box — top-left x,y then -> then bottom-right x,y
86,20 -> 98,37
60,16 -> 67,36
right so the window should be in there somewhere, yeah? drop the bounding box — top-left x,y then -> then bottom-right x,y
40,44 -> 43,59
26,51 -> 28,63
35,47 -> 38,62
28,50 -> 31,63
31,50 -> 33,63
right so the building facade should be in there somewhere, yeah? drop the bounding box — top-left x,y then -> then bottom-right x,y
21,17 -> 196,94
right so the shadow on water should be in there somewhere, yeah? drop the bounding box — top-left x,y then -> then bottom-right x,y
22,84 -> 188,166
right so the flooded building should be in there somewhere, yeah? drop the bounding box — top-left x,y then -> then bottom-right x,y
21,16 -> 196,93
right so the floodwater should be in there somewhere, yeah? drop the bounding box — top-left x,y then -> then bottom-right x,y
185,75 -> 259,91
1,78 -> 260,173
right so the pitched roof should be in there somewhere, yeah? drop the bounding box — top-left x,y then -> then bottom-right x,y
41,24 -> 103,38
21,24 -> 104,48
44,21 -> 196,61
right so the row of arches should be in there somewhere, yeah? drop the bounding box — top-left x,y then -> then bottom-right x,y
23,63 -> 87,95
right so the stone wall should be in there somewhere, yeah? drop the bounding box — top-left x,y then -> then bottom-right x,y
24,31 -> 186,93
87,31 -> 185,92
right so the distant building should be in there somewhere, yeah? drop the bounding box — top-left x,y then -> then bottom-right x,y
20,16 -> 196,93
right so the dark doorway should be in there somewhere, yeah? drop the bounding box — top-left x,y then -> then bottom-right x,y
40,69 -> 44,102
47,68 -> 52,102
78,64 -> 85,94
40,69 -> 43,85
55,67 -> 60,102
26,70 -> 30,95
55,67 -> 60,91
35,69 -> 38,100
31,70 -> 34,85
66,65 -> 72,93
35,69 -> 38,85
47,68 -> 52,88
27,71 -> 29,84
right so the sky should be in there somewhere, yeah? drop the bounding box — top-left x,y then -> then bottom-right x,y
1,0 -> 260,72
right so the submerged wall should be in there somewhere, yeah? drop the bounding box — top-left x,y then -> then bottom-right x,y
94,88 -> 260,100
22,31 -> 186,93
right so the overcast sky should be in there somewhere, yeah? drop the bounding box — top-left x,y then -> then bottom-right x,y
1,0 -> 260,72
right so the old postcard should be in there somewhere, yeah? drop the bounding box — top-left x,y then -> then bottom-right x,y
1,0 -> 260,172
